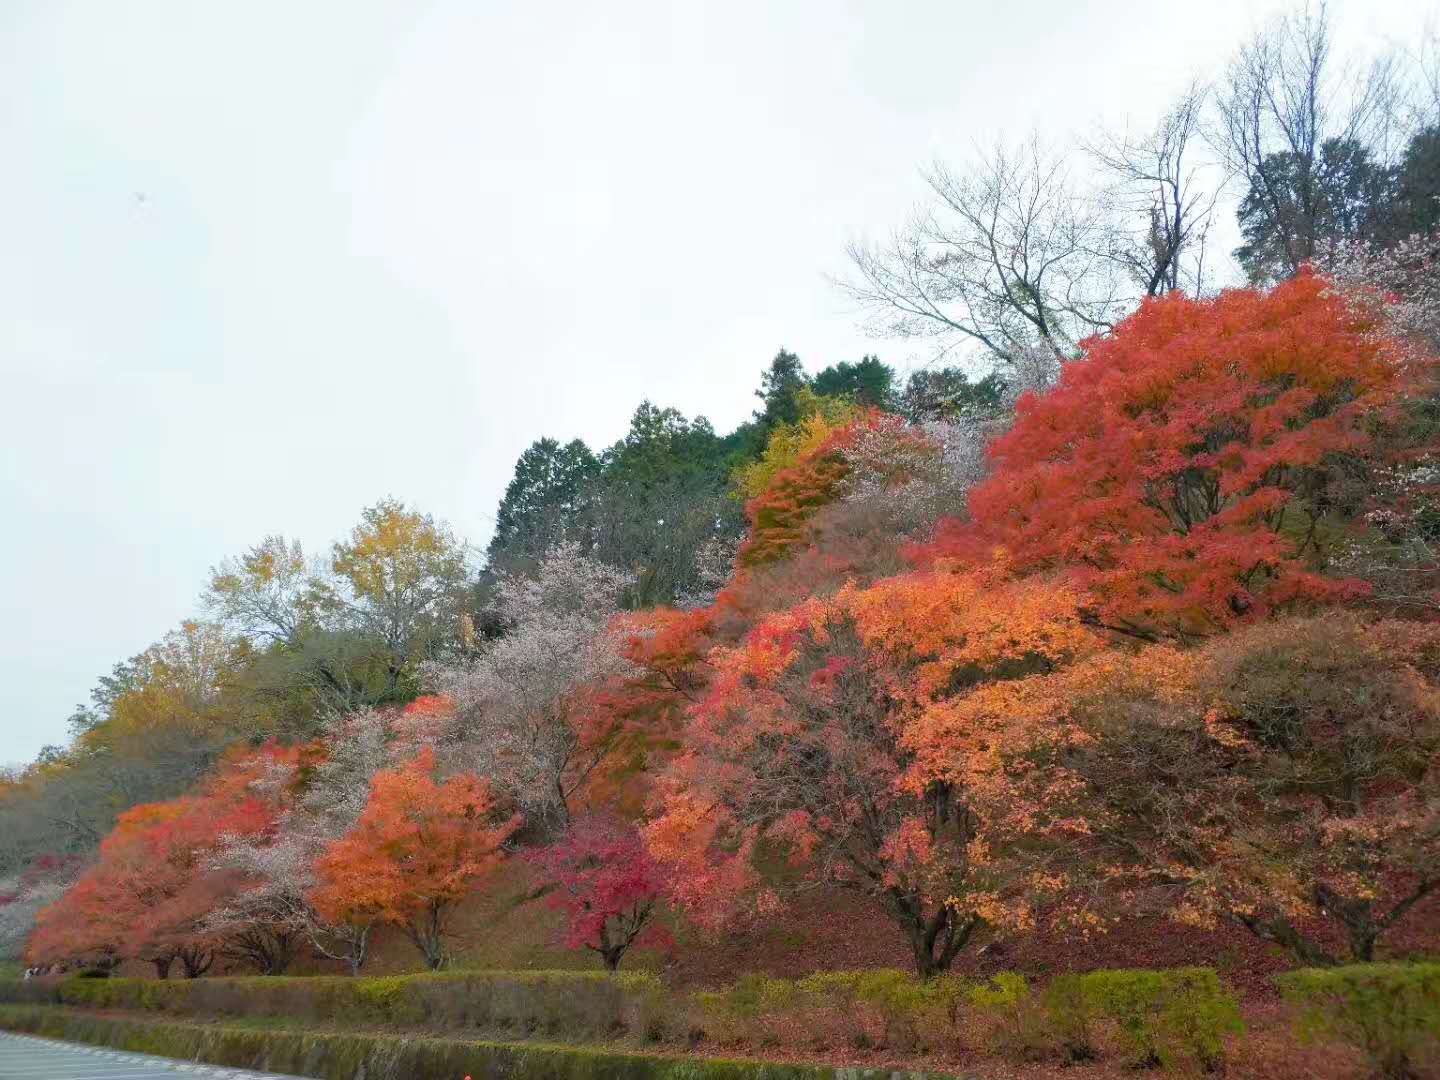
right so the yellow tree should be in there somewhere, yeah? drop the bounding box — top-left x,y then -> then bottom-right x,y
320,499 -> 470,694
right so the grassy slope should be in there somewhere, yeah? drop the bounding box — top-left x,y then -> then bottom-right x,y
337,860 -> 1440,997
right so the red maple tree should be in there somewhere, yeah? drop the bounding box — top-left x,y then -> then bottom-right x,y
922,272 -> 1418,637
26,750 -> 285,977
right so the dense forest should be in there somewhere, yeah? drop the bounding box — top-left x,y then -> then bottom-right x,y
3,5 -> 1439,1026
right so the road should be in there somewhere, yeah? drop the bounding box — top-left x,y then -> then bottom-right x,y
0,1032 -> 310,1079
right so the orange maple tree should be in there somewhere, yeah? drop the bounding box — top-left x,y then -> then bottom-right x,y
310,748 -> 519,970
734,411 -> 918,571
647,566 -> 1104,976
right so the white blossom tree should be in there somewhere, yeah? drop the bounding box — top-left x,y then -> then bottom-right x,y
0,875 -> 69,964
838,346 -> 1058,541
1315,231 -> 1440,350
1314,229 -> 1440,614
426,543 -> 635,833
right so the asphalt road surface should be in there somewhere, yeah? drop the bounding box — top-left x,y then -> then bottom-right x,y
0,1032 -> 310,1079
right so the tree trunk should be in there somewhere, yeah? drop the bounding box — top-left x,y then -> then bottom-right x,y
1308,884 -> 1392,964
178,946 -> 213,979
347,926 -> 371,976
409,901 -> 449,971
891,889 -> 983,978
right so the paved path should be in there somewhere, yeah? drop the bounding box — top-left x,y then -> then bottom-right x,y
0,1032 -> 310,1079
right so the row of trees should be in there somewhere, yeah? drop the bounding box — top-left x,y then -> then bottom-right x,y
6,0 -> 1439,983
0,350 -> 1003,968
0,499 -> 475,910
647,268 -> 1440,975
18,254 -> 1440,980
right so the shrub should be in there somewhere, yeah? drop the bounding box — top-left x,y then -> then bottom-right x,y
1039,973 -> 1097,1062
815,969 -> 966,1053
967,973 -> 1051,1062
0,1005 -> 941,1080
0,970 -> 669,1043
693,974 -> 803,1047
1276,963 -> 1440,1079
1080,967 -> 1243,1071
692,970 -> 965,1054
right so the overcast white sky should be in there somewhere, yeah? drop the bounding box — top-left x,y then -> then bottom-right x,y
2,0 -> 1433,765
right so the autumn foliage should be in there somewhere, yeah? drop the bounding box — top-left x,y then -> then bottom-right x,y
924,272 -> 1417,636
310,748 -> 519,970
20,271 -> 1440,992
1056,613 -> 1440,965
648,568 -> 1106,976
529,816 -> 670,971
27,744 -> 298,977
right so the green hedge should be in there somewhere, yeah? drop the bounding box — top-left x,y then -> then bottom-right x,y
692,966 -> 1243,1069
0,1006 -> 955,1080
695,969 -> 969,1053
0,965 -> 1248,1069
1276,963 -> 1440,1079
0,970 -> 667,1042
1061,967 -> 1244,1070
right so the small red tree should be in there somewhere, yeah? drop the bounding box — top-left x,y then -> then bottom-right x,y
923,272 -> 1417,637
310,748 -> 519,970
26,866 -> 131,974
529,816 -> 669,971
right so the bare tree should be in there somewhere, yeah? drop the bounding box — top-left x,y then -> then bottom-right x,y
204,536 -> 322,647
842,135 -> 1131,367
1088,82 -> 1222,296
1418,26 -> 1440,125
1212,1 -> 1408,280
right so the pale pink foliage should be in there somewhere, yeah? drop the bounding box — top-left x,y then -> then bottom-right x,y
426,543 -> 636,828
0,876 -> 69,961
1315,232 -> 1440,349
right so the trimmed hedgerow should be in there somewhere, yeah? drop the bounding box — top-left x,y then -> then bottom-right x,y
0,965 -> 1246,1070
687,965 -> 1241,1069
0,970 -> 667,1042
1038,973 -> 1098,1062
1276,963 -> 1440,1080
693,969 -> 967,1054
0,1006 -> 957,1080
966,973 -> 1052,1062
1075,967 -> 1244,1071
